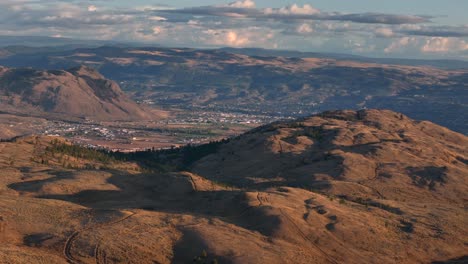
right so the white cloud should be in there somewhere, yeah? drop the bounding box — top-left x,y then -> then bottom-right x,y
0,0 -> 465,59
149,16 -> 167,21
204,29 -> 250,46
421,37 -> 468,53
152,26 -> 164,35
375,27 -> 394,38
136,5 -> 174,12
187,20 -> 199,25
384,37 -> 417,53
88,5 -> 97,12
265,4 -> 320,15
296,23 -> 314,34
226,31 -> 248,46
226,0 -> 256,9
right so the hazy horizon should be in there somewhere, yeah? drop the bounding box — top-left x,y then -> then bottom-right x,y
0,0 -> 467,60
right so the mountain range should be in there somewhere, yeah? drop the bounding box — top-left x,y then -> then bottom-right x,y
1,45 -> 465,133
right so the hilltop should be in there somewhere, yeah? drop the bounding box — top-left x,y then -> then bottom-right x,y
0,65 -> 152,121
0,110 -> 466,263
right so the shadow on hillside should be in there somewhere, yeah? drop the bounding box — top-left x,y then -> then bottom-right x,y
8,167 -> 289,262
8,169 -> 283,237
9,168 -> 78,193
190,125 -> 384,190
171,229 -> 233,264
431,256 -> 468,264
407,166 -> 447,189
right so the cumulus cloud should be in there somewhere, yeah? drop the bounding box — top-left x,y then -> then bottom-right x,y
384,37 -> 418,53
224,31 -> 249,46
0,0 -> 465,59
382,36 -> 468,55
88,5 -> 97,12
297,23 -> 314,34
265,4 -> 320,16
375,28 -> 395,38
226,0 -> 256,9
421,37 -> 468,53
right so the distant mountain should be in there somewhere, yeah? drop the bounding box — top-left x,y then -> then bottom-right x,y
0,65 -> 151,120
220,47 -> 468,70
0,35 -> 133,48
0,46 -> 466,133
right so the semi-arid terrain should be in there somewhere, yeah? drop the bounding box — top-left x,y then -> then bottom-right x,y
0,42 -> 467,264
0,110 -> 466,263
0,64 -> 263,150
0,46 -> 467,134
1,0 -> 467,263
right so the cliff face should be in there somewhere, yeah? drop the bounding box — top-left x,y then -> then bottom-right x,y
0,66 -> 151,120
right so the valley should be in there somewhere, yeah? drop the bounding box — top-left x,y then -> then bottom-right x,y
0,46 -> 466,134
1,1 -> 467,263
0,42 -> 466,264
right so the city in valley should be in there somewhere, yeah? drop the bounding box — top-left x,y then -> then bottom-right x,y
0,107 -> 292,151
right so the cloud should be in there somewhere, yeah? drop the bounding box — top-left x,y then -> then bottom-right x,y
224,31 -> 249,46
201,27 -> 274,47
88,5 -> 97,12
384,37 -> 418,53
163,1 -> 431,25
149,16 -> 167,21
375,28 -> 395,38
0,0 -> 465,59
421,37 -> 468,53
383,36 -> 468,55
297,23 -> 314,34
226,0 -> 255,9
264,4 -> 319,16
401,25 -> 468,37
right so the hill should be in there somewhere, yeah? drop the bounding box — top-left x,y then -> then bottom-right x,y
192,109 -> 467,199
0,46 -> 466,134
0,109 -> 466,263
0,66 -> 152,121
220,47 -> 468,69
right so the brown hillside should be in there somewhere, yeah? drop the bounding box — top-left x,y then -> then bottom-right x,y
0,66 -> 151,121
0,110 -> 466,263
193,109 -> 467,203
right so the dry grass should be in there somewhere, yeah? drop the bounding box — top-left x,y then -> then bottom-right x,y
0,110 -> 467,263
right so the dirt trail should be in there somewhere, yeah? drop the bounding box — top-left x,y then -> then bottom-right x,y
63,210 -> 136,264
94,242 -> 108,264
262,193 -> 340,264
186,173 -> 198,191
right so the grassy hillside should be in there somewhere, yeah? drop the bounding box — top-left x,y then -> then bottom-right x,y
0,110 -> 466,263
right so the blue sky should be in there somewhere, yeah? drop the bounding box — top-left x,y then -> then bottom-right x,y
0,0 -> 466,59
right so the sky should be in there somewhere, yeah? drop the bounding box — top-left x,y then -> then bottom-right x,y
0,0 -> 467,59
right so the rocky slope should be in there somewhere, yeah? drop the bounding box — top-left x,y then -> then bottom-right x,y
0,110 -> 466,263
0,65 -> 151,121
